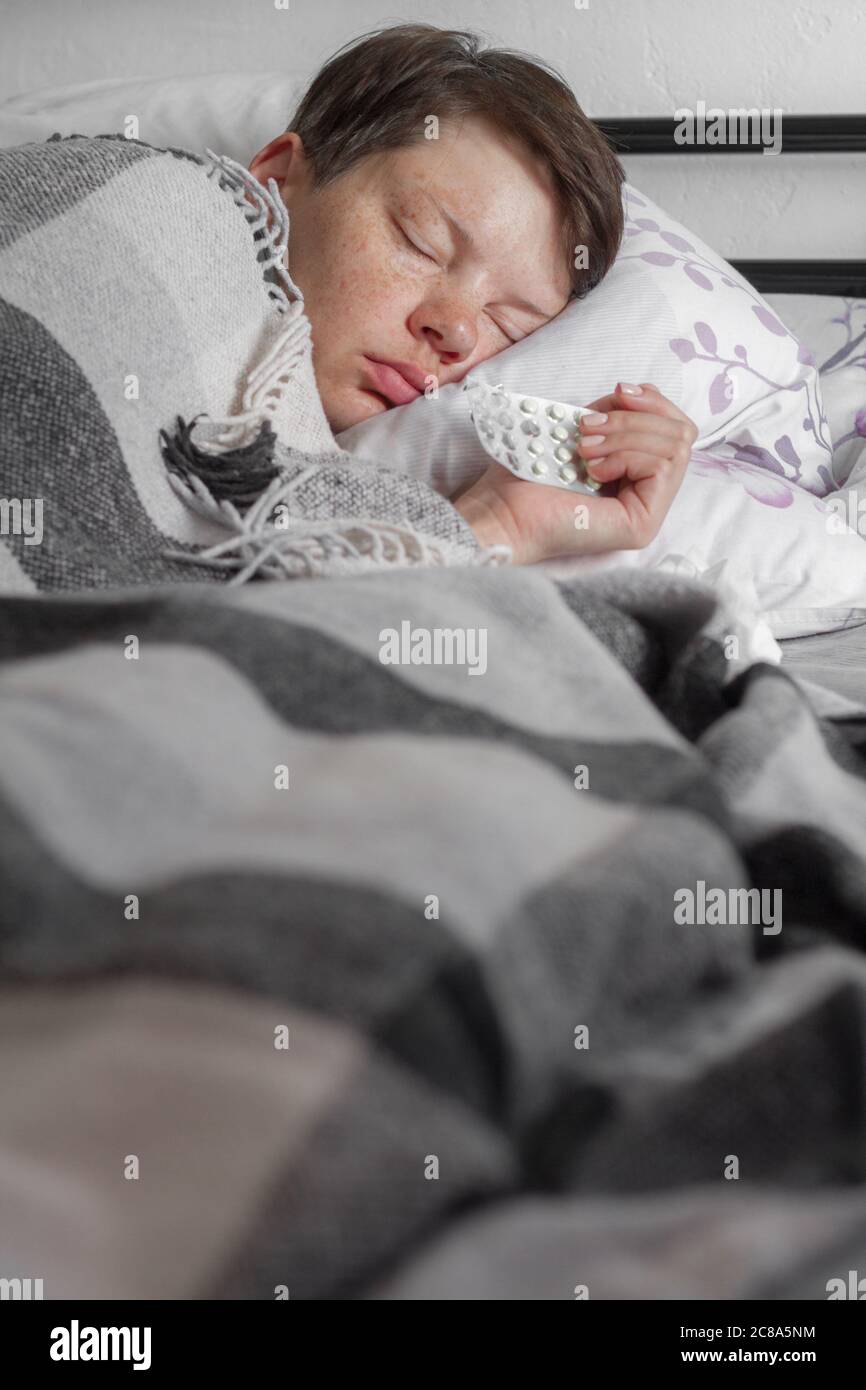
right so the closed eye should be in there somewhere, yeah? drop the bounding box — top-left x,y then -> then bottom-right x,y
486,312 -> 519,345
396,220 -> 439,264
394,216 -> 526,343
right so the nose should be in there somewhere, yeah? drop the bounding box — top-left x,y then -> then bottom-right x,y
410,297 -> 478,365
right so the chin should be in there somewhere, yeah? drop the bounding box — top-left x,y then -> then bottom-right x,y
328,386 -> 390,434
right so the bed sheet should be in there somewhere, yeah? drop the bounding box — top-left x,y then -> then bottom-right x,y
781,618 -> 866,711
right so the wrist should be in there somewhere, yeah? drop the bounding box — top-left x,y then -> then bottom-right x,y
455,484 -> 524,561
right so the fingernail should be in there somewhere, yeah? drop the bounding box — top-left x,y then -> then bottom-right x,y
579,435 -> 605,450
619,382 -> 642,395
581,412 -> 608,426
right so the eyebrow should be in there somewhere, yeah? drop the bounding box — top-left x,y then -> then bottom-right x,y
424,191 -> 563,322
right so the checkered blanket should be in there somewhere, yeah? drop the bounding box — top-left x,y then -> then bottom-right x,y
1,564 -> 865,1299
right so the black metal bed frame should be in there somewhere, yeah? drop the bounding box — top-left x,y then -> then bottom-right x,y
595,114 -> 866,297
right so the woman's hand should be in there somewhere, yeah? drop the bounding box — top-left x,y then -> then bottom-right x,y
454,382 -> 699,565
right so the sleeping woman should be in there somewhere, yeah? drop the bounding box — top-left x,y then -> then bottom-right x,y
0,22 -> 698,591
247,21 -> 699,566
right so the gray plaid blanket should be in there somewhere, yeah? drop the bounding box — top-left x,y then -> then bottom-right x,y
1,564 -> 865,1300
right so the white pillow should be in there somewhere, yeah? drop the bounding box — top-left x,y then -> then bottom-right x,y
337,183 -> 833,502
539,451 -> 866,640
0,72 -> 299,163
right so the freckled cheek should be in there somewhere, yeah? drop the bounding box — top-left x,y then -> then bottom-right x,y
354,283 -> 411,342
305,212 -> 419,348
335,244 -> 417,324
329,243 -> 402,300
343,233 -> 414,290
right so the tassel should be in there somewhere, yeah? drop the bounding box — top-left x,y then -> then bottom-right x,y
159,415 -> 281,507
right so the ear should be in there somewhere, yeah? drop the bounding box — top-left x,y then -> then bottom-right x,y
249,131 -> 309,194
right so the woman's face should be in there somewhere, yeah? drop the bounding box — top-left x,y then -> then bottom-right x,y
250,116 -> 573,433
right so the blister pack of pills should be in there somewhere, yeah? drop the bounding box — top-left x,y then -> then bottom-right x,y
464,380 -> 603,495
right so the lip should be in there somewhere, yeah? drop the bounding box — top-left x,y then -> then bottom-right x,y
363,357 -> 428,406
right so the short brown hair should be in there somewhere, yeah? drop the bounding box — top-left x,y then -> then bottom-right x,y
288,23 -> 625,298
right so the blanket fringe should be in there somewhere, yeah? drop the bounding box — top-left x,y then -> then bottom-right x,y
202,148 -> 301,314
163,470 -> 511,583
180,151 -> 313,458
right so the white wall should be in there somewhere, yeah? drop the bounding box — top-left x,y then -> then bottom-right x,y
1,0 -> 864,257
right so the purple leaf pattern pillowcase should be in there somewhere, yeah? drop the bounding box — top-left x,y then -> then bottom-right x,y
619,185 -> 833,497
762,295 -> 866,488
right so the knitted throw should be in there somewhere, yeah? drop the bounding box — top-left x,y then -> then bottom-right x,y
0,134 -> 507,591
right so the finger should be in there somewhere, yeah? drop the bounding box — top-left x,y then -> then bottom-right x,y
578,415 -> 689,450
579,392 -> 621,417
579,430 -> 681,463
579,386 -> 694,434
582,385 -> 661,412
610,382 -> 694,427
584,450 -> 670,484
